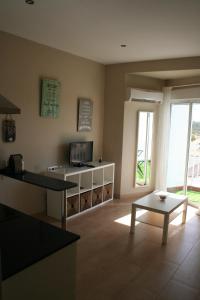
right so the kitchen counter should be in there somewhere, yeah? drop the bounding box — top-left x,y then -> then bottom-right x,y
0,169 -> 78,230
0,203 -> 79,280
0,168 -> 80,299
0,169 -> 77,191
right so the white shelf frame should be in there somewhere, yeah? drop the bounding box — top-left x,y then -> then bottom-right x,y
47,162 -> 115,220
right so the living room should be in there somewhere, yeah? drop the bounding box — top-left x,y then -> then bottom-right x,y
0,1 -> 200,299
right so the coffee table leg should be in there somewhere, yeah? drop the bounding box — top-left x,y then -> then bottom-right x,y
130,205 -> 136,234
182,200 -> 188,224
162,214 -> 169,245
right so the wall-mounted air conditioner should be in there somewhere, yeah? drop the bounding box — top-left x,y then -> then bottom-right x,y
129,88 -> 163,103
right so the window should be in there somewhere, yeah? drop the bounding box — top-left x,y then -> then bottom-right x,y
135,111 -> 154,186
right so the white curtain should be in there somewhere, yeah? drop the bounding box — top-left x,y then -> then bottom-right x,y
155,87 -> 172,191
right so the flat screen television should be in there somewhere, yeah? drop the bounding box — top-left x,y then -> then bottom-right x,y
69,141 -> 93,166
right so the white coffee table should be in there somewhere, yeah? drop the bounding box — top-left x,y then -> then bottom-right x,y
130,192 -> 188,245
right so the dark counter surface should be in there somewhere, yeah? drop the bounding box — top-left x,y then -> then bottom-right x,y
0,203 -> 80,280
0,169 -> 77,191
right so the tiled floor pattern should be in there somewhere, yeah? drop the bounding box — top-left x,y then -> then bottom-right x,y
36,198 -> 200,300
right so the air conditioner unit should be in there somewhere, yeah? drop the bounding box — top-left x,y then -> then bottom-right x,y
130,88 -> 163,103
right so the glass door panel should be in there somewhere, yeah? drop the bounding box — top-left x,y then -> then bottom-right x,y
167,104 -> 189,194
135,111 -> 153,186
187,104 -> 200,207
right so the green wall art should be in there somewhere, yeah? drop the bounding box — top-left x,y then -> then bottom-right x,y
40,79 -> 60,118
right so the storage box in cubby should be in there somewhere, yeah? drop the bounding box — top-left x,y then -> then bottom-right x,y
67,195 -> 79,217
92,187 -> 102,206
80,191 -> 92,211
103,184 -> 113,202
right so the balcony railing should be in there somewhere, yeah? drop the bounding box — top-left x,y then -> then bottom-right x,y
188,157 -> 200,188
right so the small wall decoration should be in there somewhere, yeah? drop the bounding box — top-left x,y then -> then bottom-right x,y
77,98 -> 93,131
40,79 -> 60,118
2,118 -> 16,142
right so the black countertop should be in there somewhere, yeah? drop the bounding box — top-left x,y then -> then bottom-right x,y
0,169 -> 77,191
0,203 -> 80,280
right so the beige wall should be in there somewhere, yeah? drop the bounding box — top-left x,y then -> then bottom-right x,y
104,56 -> 200,197
0,31 -> 105,214
126,74 -> 164,91
166,75 -> 200,87
103,70 -> 125,197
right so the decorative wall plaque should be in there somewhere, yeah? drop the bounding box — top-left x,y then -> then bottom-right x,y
40,79 -> 60,118
77,98 -> 93,131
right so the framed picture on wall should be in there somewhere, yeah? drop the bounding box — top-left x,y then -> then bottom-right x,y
40,78 -> 60,118
77,98 -> 93,131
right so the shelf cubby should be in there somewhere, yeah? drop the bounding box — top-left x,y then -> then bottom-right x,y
80,171 -> 92,193
92,168 -> 103,188
103,165 -> 114,185
65,174 -> 79,197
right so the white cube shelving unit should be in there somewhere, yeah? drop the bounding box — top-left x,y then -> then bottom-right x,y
46,162 -> 115,220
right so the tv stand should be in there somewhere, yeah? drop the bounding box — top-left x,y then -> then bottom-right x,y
46,161 -> 115,220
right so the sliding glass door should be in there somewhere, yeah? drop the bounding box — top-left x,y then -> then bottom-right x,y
187,104 -> 200,206
167,102 -> 200,207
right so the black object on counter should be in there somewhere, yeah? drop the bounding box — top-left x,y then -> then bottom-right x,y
0,203 -> 80,280
8,154 -> 23,173
0,169 -> 77,191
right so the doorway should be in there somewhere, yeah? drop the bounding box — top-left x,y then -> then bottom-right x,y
167,102 -> 200,207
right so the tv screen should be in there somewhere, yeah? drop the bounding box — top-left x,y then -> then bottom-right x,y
69,141 -> 93,166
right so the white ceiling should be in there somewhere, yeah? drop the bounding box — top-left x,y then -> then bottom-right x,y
0,0 -> 200,65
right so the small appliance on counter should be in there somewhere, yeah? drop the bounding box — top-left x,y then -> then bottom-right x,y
7,154 -> 24,174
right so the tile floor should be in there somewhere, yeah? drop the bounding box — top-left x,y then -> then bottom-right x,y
37,198 -> 200,300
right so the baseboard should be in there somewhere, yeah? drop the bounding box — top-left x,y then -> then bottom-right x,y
114,193 -> 120,199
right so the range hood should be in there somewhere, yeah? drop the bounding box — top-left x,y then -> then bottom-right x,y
0,94 -> 21,114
